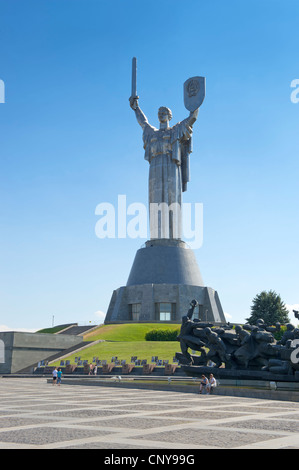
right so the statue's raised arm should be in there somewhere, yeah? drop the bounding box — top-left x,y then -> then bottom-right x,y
129,96 -> 149,130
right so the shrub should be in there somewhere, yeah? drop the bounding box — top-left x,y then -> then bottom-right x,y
273,324 -> 287,342
145,329 -> 180,341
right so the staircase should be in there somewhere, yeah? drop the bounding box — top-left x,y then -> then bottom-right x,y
56,325 -> 98,336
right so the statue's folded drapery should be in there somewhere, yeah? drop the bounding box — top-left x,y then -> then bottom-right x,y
143,117 -> 193,193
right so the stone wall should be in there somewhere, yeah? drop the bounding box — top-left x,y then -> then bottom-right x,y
0,332 -> 83,374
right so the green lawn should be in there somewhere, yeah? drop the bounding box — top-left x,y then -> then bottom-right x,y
49,323 -> 182,367
84,323 -> 180,342
51,340 -> 180,366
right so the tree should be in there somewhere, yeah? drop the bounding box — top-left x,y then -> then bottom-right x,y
246,290 -> 290,325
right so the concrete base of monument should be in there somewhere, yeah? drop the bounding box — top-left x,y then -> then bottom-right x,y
105,283 -> 225,324
104,239 -> 226,324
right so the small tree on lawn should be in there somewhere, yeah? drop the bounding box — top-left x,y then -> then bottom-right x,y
246,290 -> 290,325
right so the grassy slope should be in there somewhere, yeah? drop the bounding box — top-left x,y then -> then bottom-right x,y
54,341 -> 180,365
51,323 -> 181,366
83,323 -> 180,342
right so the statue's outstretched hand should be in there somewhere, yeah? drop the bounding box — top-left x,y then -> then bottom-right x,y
129,96 -> 139,110
188,107 -> 199,126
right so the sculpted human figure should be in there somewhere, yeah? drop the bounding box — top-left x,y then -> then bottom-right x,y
204,327 -> 231,368
250,327 -> 278,368
233,323 -> 278,369
233,325 -> 256,368
277,323 -> 296,345
129,96 -> 199,239
177,300 -> 207,364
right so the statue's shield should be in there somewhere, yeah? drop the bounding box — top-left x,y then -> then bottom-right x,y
184,76 -> 205,112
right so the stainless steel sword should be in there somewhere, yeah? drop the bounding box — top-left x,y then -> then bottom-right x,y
131,57 -> 137,98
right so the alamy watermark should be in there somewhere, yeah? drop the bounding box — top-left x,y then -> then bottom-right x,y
0,79 -> 5,103
95,195 -> 203,249
290,79 -> 299,103
290,339 -> 299,365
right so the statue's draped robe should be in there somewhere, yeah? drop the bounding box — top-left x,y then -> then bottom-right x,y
141,118 -> 194,239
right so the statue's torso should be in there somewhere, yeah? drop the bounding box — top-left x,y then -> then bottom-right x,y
149,129 -> 172,158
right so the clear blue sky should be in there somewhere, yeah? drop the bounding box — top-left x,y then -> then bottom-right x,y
0,0 -> 298,331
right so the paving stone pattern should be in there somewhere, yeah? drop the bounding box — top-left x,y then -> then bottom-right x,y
0,378 -> 298,449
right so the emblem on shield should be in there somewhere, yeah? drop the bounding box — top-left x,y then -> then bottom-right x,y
184,76 -> 206,112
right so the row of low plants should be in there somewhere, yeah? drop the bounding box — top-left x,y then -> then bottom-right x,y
145,328 -> 180,341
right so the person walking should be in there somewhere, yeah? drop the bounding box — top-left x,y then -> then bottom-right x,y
57,368 -> 62,386
52,367 -> 58,385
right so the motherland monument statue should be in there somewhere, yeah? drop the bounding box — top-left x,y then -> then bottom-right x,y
104,59 -> 226,325
129,57 -> 205,239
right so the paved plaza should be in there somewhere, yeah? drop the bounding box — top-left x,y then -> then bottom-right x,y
0,377 -> 298,449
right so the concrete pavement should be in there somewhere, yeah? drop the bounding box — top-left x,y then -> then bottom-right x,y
0,377 -> 298,449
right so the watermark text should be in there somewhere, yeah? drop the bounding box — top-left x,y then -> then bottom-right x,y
0,79 -> 5,103
290,79 -> 299,103
95,195 -> 203,249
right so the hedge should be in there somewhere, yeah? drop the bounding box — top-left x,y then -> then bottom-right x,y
145,329 -> 180,341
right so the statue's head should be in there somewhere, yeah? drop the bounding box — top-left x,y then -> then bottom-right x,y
158,106 -> 172,123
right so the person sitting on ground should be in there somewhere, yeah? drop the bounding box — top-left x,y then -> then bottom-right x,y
207,373 -> 217,394
199,374 -> 209,394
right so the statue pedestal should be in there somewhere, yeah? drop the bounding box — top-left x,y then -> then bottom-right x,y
104,239 -> 226,324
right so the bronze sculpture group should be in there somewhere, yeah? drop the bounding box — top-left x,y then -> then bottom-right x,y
177,300 -> 299,376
